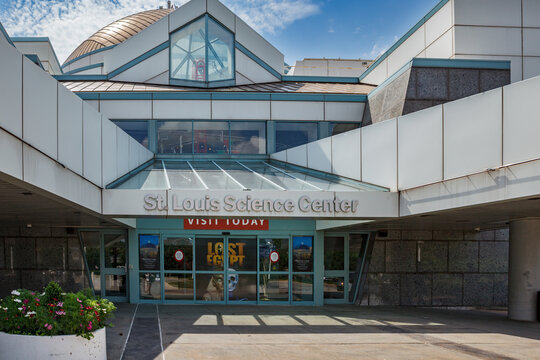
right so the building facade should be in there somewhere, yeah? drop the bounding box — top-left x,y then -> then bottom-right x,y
0,0 -> 539,321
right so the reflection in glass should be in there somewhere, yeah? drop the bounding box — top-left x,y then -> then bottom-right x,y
228,272 -> 256,301
230,122 -> 266,154
330,123 -> 360,136
195,238 -> 224,271
190,161 -> 243,190
275,122 -> 317,152
80,232 -> 101,294
207,17 -> 234,82
104,234 -> 126,269
194,121 -> 229,154
324,277 -> 345,299
140,273 -> 161,300
157,121 -> 193,154
165,161 -> 205,189
164,237 -> 193,271
349,234 -> 367,271
139,235 -> 160,271
259,238 -> 288,272
292,236 -> 313,272
170,17 -> 206,82
228,237 -> 256,271
113,121 -> 149,148
164,273 -> 194,300
196,273 -> 224,301
105,275 -> 126,297
259,274 -> 288,301
115,162 -> 168,190
292,274 -> 313,301
324,236 -> 345,271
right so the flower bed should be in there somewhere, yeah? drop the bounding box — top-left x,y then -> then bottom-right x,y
0,281 -> 115,339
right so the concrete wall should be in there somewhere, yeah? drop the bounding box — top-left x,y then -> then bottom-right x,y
289,59 -> 372,77
363,229 -> 509,307
0,226 -> 89,298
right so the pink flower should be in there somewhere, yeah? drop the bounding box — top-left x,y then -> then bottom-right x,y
35,298 -> 40,302
76,298 -> 82,303
55,310 -> 66,316
86,321 -> 93,331
23,299 -> 29,304
56,302 -> 63,307
44,323 -> 53,330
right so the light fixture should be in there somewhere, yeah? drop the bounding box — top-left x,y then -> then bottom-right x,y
26,224 -> 32,228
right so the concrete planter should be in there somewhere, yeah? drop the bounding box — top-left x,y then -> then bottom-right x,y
0,327 -> 106,360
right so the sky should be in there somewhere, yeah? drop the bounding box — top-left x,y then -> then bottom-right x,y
0,0 -> 441,65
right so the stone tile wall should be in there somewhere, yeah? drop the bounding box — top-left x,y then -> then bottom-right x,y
362,229 -> 509,307
0,226 -> 89,298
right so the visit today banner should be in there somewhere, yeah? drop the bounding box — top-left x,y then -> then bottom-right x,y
183,218 -> 269,230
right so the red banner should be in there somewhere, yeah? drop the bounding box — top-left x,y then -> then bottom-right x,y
183,218 -> 269,230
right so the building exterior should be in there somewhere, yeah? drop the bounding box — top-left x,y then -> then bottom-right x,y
0,0 -> 539,321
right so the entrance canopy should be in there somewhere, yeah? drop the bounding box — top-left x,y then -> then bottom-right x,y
103,160 -> 398,219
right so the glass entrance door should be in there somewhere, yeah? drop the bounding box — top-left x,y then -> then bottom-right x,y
80,230 -> 128,302
194,236 -> 257,303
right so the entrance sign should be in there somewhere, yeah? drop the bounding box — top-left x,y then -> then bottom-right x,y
139,234 -> 160,271
184,218 -> 269,230
174,250 -> 184,262
270,251 -> 279,263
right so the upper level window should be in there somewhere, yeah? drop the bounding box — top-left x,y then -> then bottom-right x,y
170,15 -> 234,86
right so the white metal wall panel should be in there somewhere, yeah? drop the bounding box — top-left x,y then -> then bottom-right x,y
270,150 -> 286,162
112,49 -> 168,83
271,101 -> 324,121
523,29 -> 540,57
398,106 -> 443,190
14,42 -> 49,62
235,17 -> 284,74
324,102 -> 365,122
116,128 -> 130,178
523,0 -> 540,27
128,137 -> 139,170
307,137 -> 332,173
331,128 -> 361,180
169,0 -> 206,32
454,26 -> 522,56
454,0 -> 522,27
65,56 -> 90,71
0,129 -> 23,179
100,100 -> 152,119
361,118 -> 397,191
235,51 -> 280,84
0,41 -> 22,137
153,100 -> 211,119
82,103 -> 102,187
101,117 -> 117,186
444,88 -> 503,179
235,72 -> 252,85
57,85 -> 83,175
387,27 -> 425,76
523,57 -> 540,80
286,144 -> 307,167
425,1 -> 453,46
425,29 -> 453,58
105,16 -> 168,73
361,58 -> 388,86
207,0 -> 235,31
146,71 -> 169,85
503,76 -> 540,164
22,58 -> 58,160
212,100 -> 270,120
84,100 -> 99,112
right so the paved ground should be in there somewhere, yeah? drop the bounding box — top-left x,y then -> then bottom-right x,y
107,304 -> 540,360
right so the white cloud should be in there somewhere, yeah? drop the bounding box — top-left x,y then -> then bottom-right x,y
0,0 -> 320,64
361,36 -> 398,60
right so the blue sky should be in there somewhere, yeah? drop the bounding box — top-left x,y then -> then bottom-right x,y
0,0 -> 441,64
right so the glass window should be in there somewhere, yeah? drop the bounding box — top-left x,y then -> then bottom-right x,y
207,17 -> 234,82
194,121 -> 229,154
275,122 -> 318,152
196,273 -> 224,301
324,277 -> 345,299
164,273 -> 194,300
105,275 -> 127,297
259,238 -> 288,272
80,232 -> 101,294
190,161 -> 243,189
164,237 -> 193,271
228,272 -> 256,301
104,234 -> 126,269
195,238 -> 224,271
292,274 -> 313,301
330,123 -> 360,136
113,121 -> 149,148
165,161 -> 205,189
228,237 -> 257,271
139,234 -> 160,271
292,236 -> 313,272
140,273 -> 161,300
259,274 -> 288,301
230,122 -> 266,154
170,16 -> 234,84
349,234 -> 367,271
157,121 -> 193,154
324,236 -> 345,271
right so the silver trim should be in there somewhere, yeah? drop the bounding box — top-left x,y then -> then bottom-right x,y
236,161 -> 286,190
263,161 -> 323,191
187,161 -> 209,190
212,161 -> 247,190
161,160 -> 171,190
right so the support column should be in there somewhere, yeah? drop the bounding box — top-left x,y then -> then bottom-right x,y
508,219 -> 540,321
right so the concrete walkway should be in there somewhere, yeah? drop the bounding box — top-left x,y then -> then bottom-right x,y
107,304 -> 540,360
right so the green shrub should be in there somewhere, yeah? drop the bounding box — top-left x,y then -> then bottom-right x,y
0,282 -> 116,340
